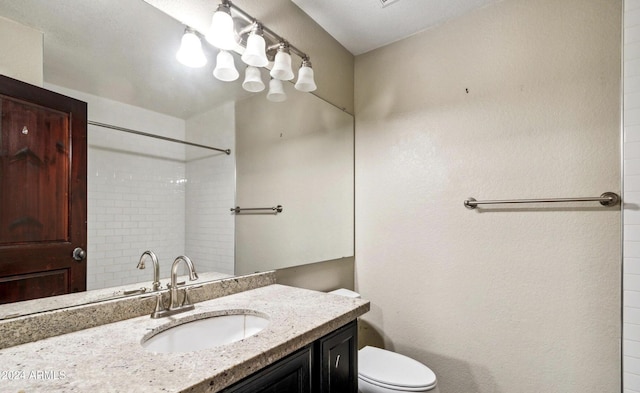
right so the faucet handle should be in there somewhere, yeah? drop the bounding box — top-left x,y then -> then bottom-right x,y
174,287 -> 195,313
150,293 -> 168,319
166,281 -> 185,291
181,285 -> 203,307
181,288 -> 192,308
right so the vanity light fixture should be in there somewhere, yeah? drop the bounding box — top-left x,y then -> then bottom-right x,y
267,78 -> 287,102
294,58 -> 317,92
241,22 -> 269,67
179,0 -> 317,100
242,66 -> 266,92
206,1 -> 236,50
270,42 -> 294,81
176,28 -> 207,68
213,50 -> 239,81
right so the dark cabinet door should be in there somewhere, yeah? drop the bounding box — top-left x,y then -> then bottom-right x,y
222,346 -> 312,393
316,320 -> 358,393
222,321 -> 358,393
0,75 -> 87,303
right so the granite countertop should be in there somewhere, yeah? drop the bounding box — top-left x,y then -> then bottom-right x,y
0,271 -> 233,321
0,284 -> 370,392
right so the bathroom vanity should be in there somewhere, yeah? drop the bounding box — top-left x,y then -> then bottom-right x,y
0,281 -> 369,392
222,320 -> 357,392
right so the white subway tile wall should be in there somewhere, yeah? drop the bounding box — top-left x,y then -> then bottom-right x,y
87,127 -> 188,289
185,103 -> 236,276
625,0 -> 640,390
45,84 -> 236,291
185,156 -> 235,275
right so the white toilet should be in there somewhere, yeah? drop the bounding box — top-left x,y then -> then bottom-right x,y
329,289 -> 439,393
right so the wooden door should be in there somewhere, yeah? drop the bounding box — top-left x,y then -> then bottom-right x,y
0,75 -> 87,304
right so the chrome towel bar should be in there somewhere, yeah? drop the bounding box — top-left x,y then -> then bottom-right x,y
464,192 -> 619,209
231,205 -> 283,214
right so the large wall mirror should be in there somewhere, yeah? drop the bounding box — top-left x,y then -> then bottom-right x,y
0,0 -> 353,317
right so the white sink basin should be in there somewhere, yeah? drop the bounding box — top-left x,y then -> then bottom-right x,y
141,310 -> 269,354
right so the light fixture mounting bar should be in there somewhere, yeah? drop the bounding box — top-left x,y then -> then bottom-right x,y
225,0 -> 309,60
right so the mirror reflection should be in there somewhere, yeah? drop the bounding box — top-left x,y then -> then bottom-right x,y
0,0 -> 353,315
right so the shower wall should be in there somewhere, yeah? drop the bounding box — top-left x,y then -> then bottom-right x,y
185,102 -> 235,276
46,84 -> 235,290
87,124 -> 187,289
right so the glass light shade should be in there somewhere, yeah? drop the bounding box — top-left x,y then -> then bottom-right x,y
241,32 -> 268,67
213,50 -> 239,82
295,63 -> 317,92
205,7 -> 236,50
270,49 -> 294,81
267,78 -> 287,102
176,31 -> 207,68
242,66 -> 265,92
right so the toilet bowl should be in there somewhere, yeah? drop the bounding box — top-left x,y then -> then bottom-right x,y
358,346 -> 438,393
328,289 -> 439,393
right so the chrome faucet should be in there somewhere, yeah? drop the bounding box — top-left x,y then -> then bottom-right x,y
137,250 -> 167,318
149,255 -> 199,318
169,255 -> 199,310
136,250 -> 161,291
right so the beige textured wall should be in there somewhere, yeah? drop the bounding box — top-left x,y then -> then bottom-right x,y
276,257 -> 355,292
235,84 -> 354,275
354,0 -> 622,392
0,16 -> 43,86
229,1 -> 355,283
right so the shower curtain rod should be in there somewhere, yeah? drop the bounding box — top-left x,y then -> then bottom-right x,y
463,192 -> 619,209
88,120 -> 231,155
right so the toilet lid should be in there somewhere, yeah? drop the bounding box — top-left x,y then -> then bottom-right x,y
358,346 -> 437,390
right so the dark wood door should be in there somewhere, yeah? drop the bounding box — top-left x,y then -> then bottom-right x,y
0,75 -> 87,304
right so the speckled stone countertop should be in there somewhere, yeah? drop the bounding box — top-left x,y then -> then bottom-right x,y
0,271 -> 233,320
0,284 -> 369,392
0,272 -> 275,349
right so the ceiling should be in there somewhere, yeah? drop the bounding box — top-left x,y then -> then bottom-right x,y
292,0 -> 501,55
144,0 -> 503,56
0,0 -> 500,119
